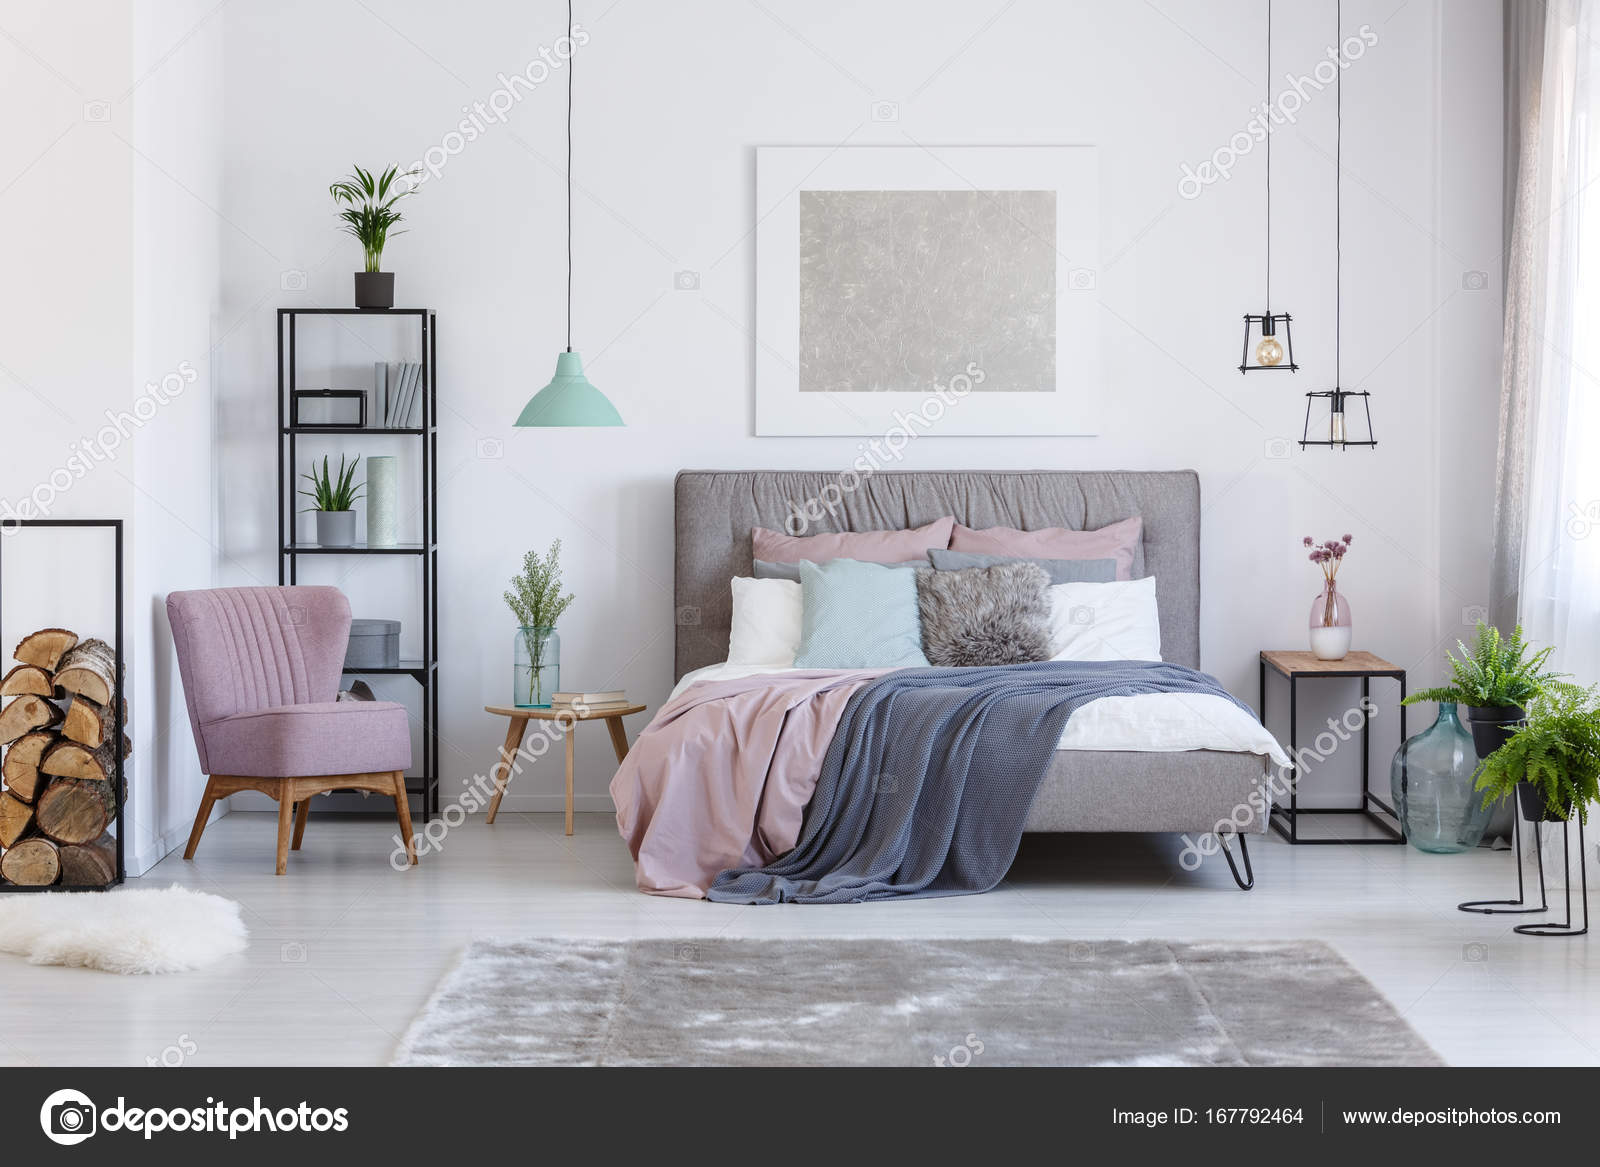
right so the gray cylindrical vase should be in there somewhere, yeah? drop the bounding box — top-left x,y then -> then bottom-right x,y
366,455 -> 398,546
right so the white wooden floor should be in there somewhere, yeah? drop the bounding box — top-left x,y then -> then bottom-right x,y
1,812 -> 1595,1066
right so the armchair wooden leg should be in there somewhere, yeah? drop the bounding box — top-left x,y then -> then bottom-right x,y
292,799 -> 310,850
392,771 -> 417,865
275,794 -> 295,876
183,777 -> 222,860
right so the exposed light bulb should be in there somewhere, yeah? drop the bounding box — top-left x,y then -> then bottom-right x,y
1255,335 -> 1284,367
1329,407 -> 1346,446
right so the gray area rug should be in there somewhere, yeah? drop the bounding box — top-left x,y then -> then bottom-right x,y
392,937 -> 1442,1067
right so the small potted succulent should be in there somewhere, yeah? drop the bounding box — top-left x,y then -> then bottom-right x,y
1403,622 -> 1577,757
1473,684 -> 1600,823
505,540 -> 574,708
1304,533 -> 1353,660
329,164 -> 420,309
300,454 -> 363,547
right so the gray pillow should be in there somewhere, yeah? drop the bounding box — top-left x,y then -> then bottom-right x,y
915,563 -> 1053,667
754,557 -> 924,583
926,548 -> 1117,584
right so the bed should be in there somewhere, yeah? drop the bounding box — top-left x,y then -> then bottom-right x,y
665,469 -> 1278,891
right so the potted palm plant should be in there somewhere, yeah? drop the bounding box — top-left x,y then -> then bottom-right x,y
300,454 -> 363,547
329,165 -> 420,308
504,540 -> 574,708
1474,685 -> 1600,823
1403,623 -> 1577,758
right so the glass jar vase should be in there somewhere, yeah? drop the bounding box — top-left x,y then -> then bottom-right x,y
513,626 -> 560,708
1308,581 -> 1352,660
1390,702 -> 1491,853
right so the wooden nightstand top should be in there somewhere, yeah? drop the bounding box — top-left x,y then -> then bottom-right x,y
1260,650 -> 1404,678
484,703 -> 647,721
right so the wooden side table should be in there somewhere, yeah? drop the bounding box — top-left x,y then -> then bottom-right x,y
483,703 -> 646,835
1259,651 -> 1407,845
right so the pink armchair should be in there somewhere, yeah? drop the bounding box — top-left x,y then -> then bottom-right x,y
167,586 -> 417,874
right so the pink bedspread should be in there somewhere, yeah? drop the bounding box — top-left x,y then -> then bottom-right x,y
610,671 -> 882,898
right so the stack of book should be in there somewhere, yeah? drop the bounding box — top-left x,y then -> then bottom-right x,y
550,690 -> 630,713
372,361 -> 426,428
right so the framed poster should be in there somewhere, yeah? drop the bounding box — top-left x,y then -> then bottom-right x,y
755,145 -> 1099,436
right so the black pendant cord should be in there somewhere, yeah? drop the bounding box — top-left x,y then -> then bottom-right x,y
1264,0 -> 1271,311
1334,0 -> 1341,394
572,0 -> 579,352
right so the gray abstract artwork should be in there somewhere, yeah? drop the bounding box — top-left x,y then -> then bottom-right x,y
797,189 -> 1057,393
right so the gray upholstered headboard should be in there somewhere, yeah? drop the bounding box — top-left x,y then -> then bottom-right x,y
674,469 -> 1201,680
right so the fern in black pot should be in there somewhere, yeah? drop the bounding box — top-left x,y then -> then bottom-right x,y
1403,623 -> 1578,758
1474,686 -> 1600,822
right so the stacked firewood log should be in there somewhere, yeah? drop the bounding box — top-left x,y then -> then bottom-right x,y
0,629 -> 127,886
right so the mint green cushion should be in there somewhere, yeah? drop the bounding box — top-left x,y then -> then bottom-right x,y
792,559 -> 930,669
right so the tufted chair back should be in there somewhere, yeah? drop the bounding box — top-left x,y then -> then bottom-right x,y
166,586 -> 352,774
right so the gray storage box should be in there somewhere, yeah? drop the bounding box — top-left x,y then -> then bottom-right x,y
345,618 -> 401,670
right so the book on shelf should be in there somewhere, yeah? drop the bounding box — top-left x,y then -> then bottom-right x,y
372,362 -> 387,427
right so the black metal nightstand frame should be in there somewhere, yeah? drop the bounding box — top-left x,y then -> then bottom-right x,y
1259,652 -> 1407,845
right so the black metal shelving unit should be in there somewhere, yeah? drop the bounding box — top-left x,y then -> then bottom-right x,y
0,518 -> 125,890
277,308 -> 439,821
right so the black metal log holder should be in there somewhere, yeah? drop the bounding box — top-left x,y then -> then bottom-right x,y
0,518 -> 125,891
1459,807 -> 1589,938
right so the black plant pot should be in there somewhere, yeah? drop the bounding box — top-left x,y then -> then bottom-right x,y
1465,704 -> 1524,759
353,271 -> 394,309
1515,780 -> 1571,823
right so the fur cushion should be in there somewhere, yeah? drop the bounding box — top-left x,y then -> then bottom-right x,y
915,562 -> 1053,667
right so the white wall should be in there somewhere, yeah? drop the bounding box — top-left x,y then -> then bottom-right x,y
205,0 -> 1505,818
0,0 -> 220,874
1,1 -> 1504,850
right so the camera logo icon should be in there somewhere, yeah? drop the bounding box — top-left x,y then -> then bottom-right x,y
280,940 -> 308,963
280,269 -> 308,292
1461,604 -> 1488,627
675,605 -> 701,627
674,270 -> 700,291
1069,605 -> 1095,626
1263,437 -> 1293,460
82,101 -> 111,123
1067,267 -> 1097,291
40,1089 -> 97,1146
871,100 -> 899,122
1461,270 -> 1489,291
476,436 -> 504,460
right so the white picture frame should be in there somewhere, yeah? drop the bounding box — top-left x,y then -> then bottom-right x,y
755,145 -> 1099,436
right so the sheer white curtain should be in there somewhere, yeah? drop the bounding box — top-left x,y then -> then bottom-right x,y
1511,0 -> 1600,688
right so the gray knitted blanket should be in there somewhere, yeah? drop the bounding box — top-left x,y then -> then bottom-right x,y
707,659 -> 1252,904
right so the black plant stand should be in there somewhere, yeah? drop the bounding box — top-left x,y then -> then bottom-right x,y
277,308 -> 439,821
1462,810 -> 1588,937
0,518 -> 125,891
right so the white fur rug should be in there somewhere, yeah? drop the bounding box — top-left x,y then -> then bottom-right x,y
0,885 -> 247,974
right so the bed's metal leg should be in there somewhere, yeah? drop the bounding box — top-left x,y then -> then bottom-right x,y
1217,831 -> 1255,891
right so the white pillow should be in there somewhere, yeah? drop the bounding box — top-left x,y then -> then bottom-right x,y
727,577 -> 803,667
1048,577 -> 1162,662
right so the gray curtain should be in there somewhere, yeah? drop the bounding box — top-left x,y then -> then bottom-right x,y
1490,0 -> 1548,632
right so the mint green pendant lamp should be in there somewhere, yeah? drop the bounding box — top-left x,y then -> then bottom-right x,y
515,0 -> 623,428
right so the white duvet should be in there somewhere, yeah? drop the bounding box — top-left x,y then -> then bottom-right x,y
671,662 -> 1290,768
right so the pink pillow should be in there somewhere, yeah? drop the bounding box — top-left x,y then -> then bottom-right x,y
949,516 -> 1143,580
752,516 -> 955,564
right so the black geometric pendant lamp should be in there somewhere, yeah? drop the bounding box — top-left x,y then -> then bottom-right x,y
1240,0 -> 1298,374
1300,0 -> 1376,449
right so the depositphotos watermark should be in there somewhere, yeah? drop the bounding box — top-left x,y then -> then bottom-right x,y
39,1088 -> 348,1144
784,362 -> 986,536
1177,695 -> 1377,870
0,360 -> 198,532
390,706 -> 587,868
407,28 -> 588,184
1177,25 -> 1379,200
